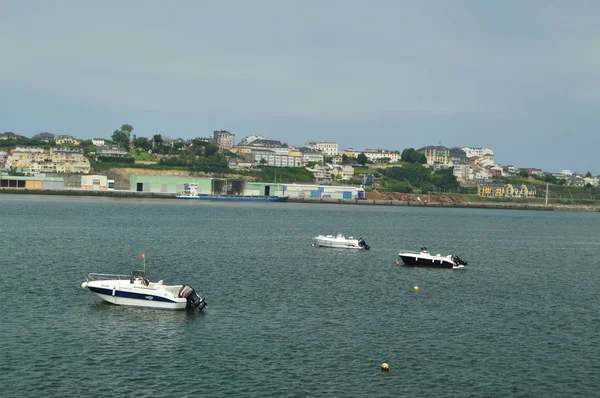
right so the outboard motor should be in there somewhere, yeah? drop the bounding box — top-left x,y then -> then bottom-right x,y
358,238 -> 370,250
178,285 -> 207,311
452,255 -> 468,266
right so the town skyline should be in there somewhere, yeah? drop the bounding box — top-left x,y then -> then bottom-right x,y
1,1 -> 599,173
0,129 -> 600,175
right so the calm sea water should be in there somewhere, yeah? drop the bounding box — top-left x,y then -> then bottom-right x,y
0,194 -> 598,397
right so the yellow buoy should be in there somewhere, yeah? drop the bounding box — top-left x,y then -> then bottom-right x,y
81,282 -> 88,289
413,285 -> 419,291
381,363 -> 389,371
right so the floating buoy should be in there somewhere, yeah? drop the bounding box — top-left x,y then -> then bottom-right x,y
413,285 -> 419,291
81,282 -> 88,289
395,261 -> 400,265
381,363 -> 389,371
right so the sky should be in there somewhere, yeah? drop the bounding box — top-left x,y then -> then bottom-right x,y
1,0 -> 599,174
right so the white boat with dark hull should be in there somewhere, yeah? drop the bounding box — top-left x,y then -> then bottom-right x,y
397,247 -> 467,269
81,255 -> 207,311
312,233 -> 370,250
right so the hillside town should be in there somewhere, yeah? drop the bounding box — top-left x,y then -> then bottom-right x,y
0,129 -> 598,198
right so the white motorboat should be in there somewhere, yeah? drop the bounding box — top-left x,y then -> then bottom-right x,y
312,233 -> 370,250
81,254 -> 207,311
397,246 -> 467,269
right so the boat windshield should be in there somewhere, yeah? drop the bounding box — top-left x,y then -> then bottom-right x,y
130,270 -> 149,286
131,270 -> 146,279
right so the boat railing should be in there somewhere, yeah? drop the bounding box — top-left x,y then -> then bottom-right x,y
86,273 -> 132,281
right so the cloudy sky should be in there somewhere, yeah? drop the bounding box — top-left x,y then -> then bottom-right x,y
1,1 -> 598,173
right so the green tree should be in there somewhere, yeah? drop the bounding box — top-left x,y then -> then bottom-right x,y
111,130 -> 130,150
357,153 -> 368,165
133,136 -> 151,151
120,124 -> 133,139
204,143 -> 219,157
380,164 -> 431,189
585,171 -> 592,178
401,148 -> 427,164
519,170 -> 529,178
153,134 -> 163,148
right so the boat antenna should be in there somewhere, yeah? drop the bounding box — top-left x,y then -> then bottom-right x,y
141,252 -> 146,273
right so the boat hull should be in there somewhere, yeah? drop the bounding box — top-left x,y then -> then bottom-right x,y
398,255 -> 456,269
313,238 -> 365,250
87,285 -> 188,310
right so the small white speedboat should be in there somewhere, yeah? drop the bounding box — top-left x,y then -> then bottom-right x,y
312,233 -> 370,250
81,254 -> 207,311
397,246 -> 467,269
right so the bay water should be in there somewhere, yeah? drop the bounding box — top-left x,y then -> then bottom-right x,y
0,195 -> 598,397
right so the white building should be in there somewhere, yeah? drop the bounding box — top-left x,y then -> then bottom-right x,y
475,169 -> 492,181
583,176 -> 599,187
55,135 -> 81,145
305,165 -> 332,182
453,164 -> 474,182
255,154 -> 304,168
363,149 -> 400,163
302,152 -> 324,164
97,146 -> 128,157
330,164 -> 354,180
305,141 -> 339,157
461,147 -> 494,158
239,135 -> 266,145
92,138 -> 106,146
81,175 -> 111,190
272,147 -> 291,156
285,183 -> 360,200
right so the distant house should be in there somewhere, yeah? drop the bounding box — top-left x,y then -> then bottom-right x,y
449,148 -> 468,164
477,183 -> 508,197
31,132 -> 55,142
363,149 -> 400,163
478,183 -> 537,198
417,145 -> 450,165
161,136 -> 174,147
305,141 -> 340,157
0,132 -> 23,140
330,164 -> 354,180
55,135 -> 81,145
97,145 -> 128,157
249,139 -> 282,148
92,138 -> 106,146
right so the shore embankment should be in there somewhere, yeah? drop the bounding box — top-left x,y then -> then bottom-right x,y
287,197 -> 600,212
1,188 -> 599,212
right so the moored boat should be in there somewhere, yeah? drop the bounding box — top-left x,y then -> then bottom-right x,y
81,253 -> 207,311
312,233 -> 370,250
397,247 -> 467,269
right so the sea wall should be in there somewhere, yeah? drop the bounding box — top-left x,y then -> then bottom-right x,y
287,197 -> 600,212
2,188 -> 599,212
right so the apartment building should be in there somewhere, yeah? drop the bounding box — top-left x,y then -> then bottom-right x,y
363,149 -> 400,163
417,145 -> 450,165
305,141 -> 339,157
213,130 -> 235,150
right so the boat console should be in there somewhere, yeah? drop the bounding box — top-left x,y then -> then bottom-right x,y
130,270 -> 150,287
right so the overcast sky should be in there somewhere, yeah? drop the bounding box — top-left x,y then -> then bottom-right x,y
1,1 -> 598,173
